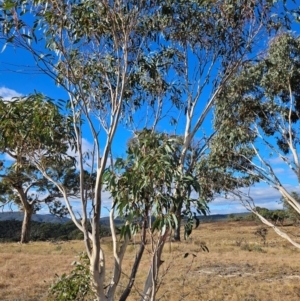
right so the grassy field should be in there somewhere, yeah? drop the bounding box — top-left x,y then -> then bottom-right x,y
1,220 -> 300,301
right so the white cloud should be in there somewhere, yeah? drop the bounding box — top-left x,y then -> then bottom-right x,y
101,190 -> 113,208
272,167 -> 285,174
67,138 -> 95,169
66,190 -> 112,218
268,156 -> 284,165
268,154 -> 293,165
0,87 -> 22,100
209,183 -> 300,214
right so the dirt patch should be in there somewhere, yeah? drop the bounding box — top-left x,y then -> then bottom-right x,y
196,263 -> 258,278
196,263 -> 300,282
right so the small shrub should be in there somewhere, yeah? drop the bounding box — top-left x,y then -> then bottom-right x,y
235,237 -> 245,247
244,214 -> 255,221
228,214 -> 235,221
240,243 -> 266,253
228,214 -> 244,222
48,252 -> 95,301
254,227 -> 268,245
55,245 -> 62,251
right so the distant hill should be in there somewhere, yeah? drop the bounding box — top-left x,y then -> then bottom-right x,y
0,212 -> 124,225
0,212 -> 70,224
0,211 -> 250,225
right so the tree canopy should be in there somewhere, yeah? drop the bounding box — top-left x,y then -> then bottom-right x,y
0,0 -> 296,299
211,33 -> 300,248
0,95 -> 75,242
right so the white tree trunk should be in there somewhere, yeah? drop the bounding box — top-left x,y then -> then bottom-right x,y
140,231 -> 168,301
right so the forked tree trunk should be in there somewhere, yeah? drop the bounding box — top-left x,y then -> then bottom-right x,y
21,205 -> 33,244
140,231 -> 169,301
14,186 -> 34,244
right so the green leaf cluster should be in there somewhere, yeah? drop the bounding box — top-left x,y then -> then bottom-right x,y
0,94 -> 75,166
210,33 -> 300,187
48,252 -> 94,301
104,129 -> 209,239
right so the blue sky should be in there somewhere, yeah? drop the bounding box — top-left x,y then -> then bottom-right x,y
1,6 -> 300,217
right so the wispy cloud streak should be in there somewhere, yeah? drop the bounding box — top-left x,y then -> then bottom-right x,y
0,87 -> 22,100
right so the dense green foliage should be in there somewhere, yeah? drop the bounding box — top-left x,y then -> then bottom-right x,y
104,130 -> 208,240
209,33 -> 300,249
282,192 -> 300,224
252,208 -> 288,225
0,95 -> 74,163
212,33 -> 300,186
0,220 -> 110,242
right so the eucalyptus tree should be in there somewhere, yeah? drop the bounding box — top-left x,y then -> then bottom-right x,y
0,95 -> 74,243
0,1 -> 178,299
147,0 -> 291,241
103,129 -> 250,299
0,0 -> 293,299
104,129 -> 208,300
211,33 -> 300,248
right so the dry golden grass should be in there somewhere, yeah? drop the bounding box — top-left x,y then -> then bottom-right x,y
1,221 -> 300,301
0,241 -> 84,301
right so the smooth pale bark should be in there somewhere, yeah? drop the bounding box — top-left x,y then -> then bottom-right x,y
0,1 -> 274,299
106,238 -> 129,300
90,206 -> 106,300
20,205 -> 33,244
140,231 -> 169,301
14,186 -> 34,244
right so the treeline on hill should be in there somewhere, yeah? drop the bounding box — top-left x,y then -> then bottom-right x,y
229,207 -> 300,225
0,220 -> 111,242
